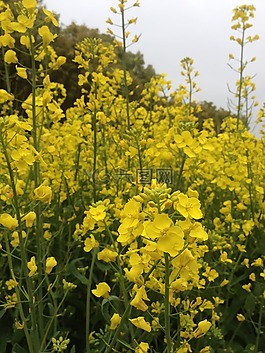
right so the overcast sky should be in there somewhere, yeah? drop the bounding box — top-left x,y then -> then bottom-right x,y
43,0 -> 265,129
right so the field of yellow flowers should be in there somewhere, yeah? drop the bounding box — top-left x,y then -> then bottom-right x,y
0,1 -> 265,352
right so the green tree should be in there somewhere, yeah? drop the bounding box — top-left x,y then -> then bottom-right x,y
52,22 -> 155,110
195,101 -> 232,134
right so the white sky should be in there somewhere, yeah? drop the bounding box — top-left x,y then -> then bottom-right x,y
43,0 -> 265,127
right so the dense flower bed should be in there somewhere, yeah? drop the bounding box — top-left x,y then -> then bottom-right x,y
0,1 -> 265,352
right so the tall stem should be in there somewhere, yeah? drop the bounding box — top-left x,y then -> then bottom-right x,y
164,253 -> 172,353
86,249 -> 97,353
236,28 -> 245,130
30,36 -> 45,340
0,132 -> 40,351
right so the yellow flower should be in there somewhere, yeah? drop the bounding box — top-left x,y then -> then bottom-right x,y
0,213 -> 18,230
175,131 -> 194,148
260,269 -> 265,279
120,199 -> 142,229
11,230 -> 27,247
249,273 -> 256,281
0,33 -> 15,48
4,50 -> 18,64
110,313 -> 121,330
16,66 -> 28,79
89,205 -> 106,221
17,14 -> 35,29
20,35 -> 34,49
4,293 -> 18,309
0,89 -> 14,104
203,266 -> 219,282
15,320 -> 25,330
22,0 -> 37,9
92,282 -> 111,298
193,319 -> 211,338
125,263 -> 144,284
34,184 -> 52,203
199,347 -> 211,353
220,251 -> 233,264
242,283 -> 252,292
220,279 -> 229,287
145,214 -> 184,256
22,211 -> 36,228
84,235 -> 99,252
129,317 -> 151,332
27,256 -> 37,277
38,26 -> 55,47
45,257 -> 57,274
156,224 -> 184,256
97,248 -> 118,262
130,285 -> 149,312
51,56 -> 66,70
62,279 -> 77,290
236,313 -> 245,322
135,342 -> 149,353
6,279 -> 18,290
176,342 -> 192,353
11,148 -> 35,172
252,257 -> 263,267
43,8 -> 59,26
189,222 -> 208,240
175,193 -> 203,219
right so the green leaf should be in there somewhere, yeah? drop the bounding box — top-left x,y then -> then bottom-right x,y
101,296 -> 121,322
0,309 -> 6,319
12,343 -> 28,353
68,258 -> 89,285
70,345 -> 76,353
244,294 -> 256,316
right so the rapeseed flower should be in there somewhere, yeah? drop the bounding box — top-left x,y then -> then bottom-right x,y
34,184 -> 52,203
130,285 -> 149,312
193,319 -> 211,338
0,89 -> 14,103
97,248 -> 118,262
144,214 -> 184,256
16,66 -> 28,79
45,257 -> 57,274
175,193 -> 203,219
4,50 -> 18,64
110,313 -> 121,330
22,0 -> 37,9
129,317 -> 151,332
92,282 -> 111,298
84,235 -> 99,252
6,279 -> 18,290
27,256 -> 37,277
135,342 -> 149,353
89,205 -> 106,221
22,211 -> 36,228
0,213 -> 18,230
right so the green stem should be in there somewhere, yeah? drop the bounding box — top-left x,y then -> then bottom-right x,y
92,107 -> 97,202
30,36 -> 45,340
120,4 -> 130,129
120,2 -> 131,171
104,298 -> 132,353
2,49 -> 11,93
176,154 -> 186,190
4,234 -> 35,353
236,27 -> 245,130
39,290 -> 69,352
104,221 -> 135,348
0,131 -> 40,351
255,297 -> 263,352
86,249 -> 97,353
164,253 -> 172,353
